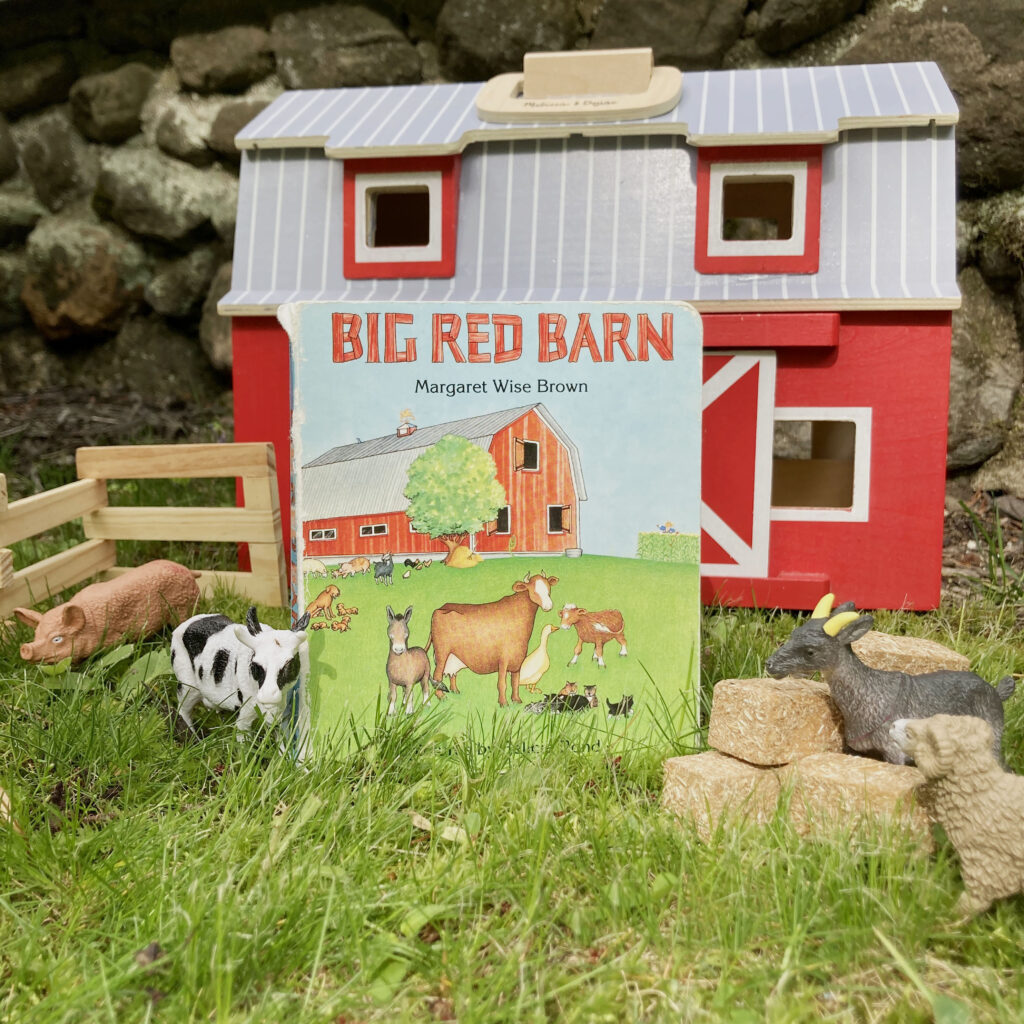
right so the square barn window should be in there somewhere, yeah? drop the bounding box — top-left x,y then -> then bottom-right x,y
548,504 -> 572,534
343,156 -> 459,279
491,505 -> 511,534
771,408 -> 871,522
695,146 -> 821,274
514,438 -> 540,472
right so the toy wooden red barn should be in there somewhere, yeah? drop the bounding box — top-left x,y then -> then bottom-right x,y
301,403 -> 585,560
221,50 -> 959,610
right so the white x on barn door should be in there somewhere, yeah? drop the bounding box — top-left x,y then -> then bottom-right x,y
700,351 -> 777,578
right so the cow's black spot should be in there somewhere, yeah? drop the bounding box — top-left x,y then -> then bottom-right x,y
177,683 -> 183,698
212,649 -> 230,685
198,666 -> 204,680
237,689 -> 244,704
280,655 -> 300,688
250,661 -> 266,685
170,648 -> 176,664
182,615 -> 233,661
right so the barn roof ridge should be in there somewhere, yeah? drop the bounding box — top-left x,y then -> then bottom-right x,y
236,62 -> 957,156
303,403 -> 540,468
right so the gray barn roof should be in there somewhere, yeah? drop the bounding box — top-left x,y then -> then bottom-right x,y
300,404 -> 587,520
237,62 -> 956,156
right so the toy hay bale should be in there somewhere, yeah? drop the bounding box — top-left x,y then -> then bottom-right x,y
707,677 -> 844,766
779,753 -> 932,846
662,751 -> 781,841
852,631 -> 969,674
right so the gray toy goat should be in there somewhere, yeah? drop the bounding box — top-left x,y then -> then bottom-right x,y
765,594 -> 1015,764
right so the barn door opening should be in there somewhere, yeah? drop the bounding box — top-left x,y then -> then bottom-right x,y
700,351 -> 776,578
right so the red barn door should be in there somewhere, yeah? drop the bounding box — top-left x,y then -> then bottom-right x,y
700,352 -> 776,579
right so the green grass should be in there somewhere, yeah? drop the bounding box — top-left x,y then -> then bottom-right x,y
304,555 -> 701,758
3,458 -> 1024,1021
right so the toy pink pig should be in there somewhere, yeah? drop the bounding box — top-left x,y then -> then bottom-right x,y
14,559 -> 200,664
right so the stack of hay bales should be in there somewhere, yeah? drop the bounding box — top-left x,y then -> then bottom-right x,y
662,631 -> 970,842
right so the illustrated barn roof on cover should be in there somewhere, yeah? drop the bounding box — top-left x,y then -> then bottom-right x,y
299,404 -> 587,521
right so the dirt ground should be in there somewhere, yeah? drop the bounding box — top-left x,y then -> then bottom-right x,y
0,387 -> 234,498
3,387 -> 1021,606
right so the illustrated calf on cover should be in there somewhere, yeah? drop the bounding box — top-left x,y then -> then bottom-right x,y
171,607 -> 312,763
765,594 -> 1015,764
427,572 -> 558,706
559,604 -> 628,668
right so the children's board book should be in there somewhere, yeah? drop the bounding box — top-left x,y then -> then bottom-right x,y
281,300 -> 702,758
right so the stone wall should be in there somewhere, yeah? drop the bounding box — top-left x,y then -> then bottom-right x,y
2,0 -> 1023,495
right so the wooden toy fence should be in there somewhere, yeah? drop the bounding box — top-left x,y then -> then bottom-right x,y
0,443 -> 289,619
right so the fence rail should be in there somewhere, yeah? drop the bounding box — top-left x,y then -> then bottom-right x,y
0,443 -> 288,618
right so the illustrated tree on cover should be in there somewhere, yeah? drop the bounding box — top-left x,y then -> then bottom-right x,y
404,435 -> 507,565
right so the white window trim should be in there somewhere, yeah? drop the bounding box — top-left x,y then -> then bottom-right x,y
310,528 -> 337,541
706,160 -> 808,259
770,406 -> 872,523
359,523 -> 389,537
353,170 -> 443,264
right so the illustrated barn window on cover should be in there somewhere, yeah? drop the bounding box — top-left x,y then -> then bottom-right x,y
223,47 -> 959,613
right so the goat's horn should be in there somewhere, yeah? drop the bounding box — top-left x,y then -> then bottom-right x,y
823,611 -> 860,637
810,593 -> 835,620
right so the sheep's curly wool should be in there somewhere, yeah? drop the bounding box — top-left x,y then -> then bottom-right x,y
891,714 -> 1024,917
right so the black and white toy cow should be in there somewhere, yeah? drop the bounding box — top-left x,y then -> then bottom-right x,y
170,606 -> 312,763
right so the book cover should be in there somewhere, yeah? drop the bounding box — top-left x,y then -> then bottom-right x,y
283,300 -> 702,756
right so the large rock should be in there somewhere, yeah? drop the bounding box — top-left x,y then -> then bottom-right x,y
171,26 -> 275,94
61,315 -> 225,401
918,0 -> 1024,66
972,397 -> 1024,496
437,0 -> 578,80
14,107 -> 98,213
208,100 -> 270,161
0,48 -> 78,118
947,268 -> 1024,469
0,253 -> 28,330
145,71 -> 281,167
779,753 -> 932,846
199,260 -> 233,372
590,0 -> 745,70
69,63 -> 158,144
707,677 -> 844,766
755,0 -> 864,56
145,244 -> 221,318
271,5 -> 421,89
0,117 -> 18,183
0,186 -> 46,247
20,216 -> 150,340
662,751 -> 781,841
94,147 -> 238,245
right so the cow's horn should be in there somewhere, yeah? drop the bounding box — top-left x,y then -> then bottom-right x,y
810,593 -> 835,620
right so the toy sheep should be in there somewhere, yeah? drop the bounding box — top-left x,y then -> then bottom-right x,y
765,594 -> 1015,764
15,559 -> 200,664
170,606 -> 312,764
890,714 -> 1024,917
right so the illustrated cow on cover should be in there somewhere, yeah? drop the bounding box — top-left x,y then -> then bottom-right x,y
426,572 -> 558,706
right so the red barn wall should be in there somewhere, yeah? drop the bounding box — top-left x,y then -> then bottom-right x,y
478,408 -> 579,553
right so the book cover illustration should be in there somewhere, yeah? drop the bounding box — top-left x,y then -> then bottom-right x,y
283,300 -> 702,755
